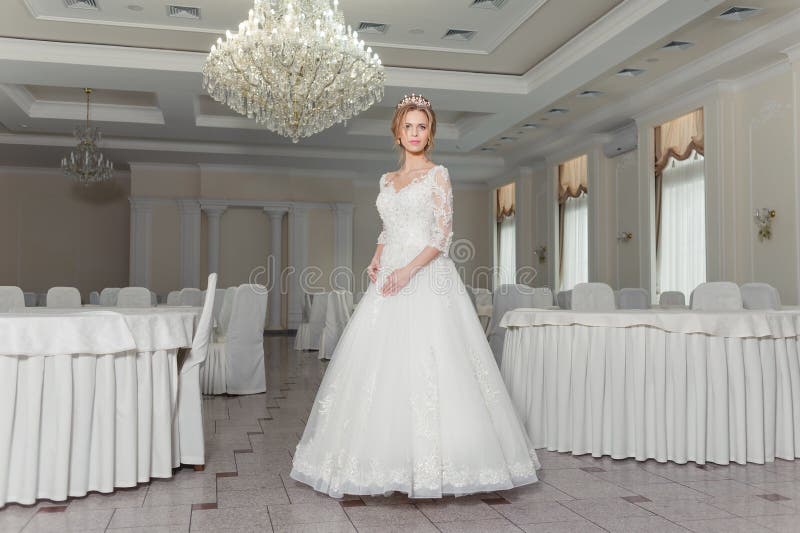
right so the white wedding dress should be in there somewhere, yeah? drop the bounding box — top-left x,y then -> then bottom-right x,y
290,165 -> 539,498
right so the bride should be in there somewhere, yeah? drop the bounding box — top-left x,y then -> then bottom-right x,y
290,94 -> 539,498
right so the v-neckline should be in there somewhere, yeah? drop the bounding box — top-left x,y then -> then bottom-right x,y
387,165 -> 439,194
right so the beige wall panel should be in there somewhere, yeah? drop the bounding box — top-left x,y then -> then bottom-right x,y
453,187 -> 493,289
150,203 -> 180,295
131,165 -> 200,197
613,150 -> 640,289
218,208 -> 270,288
306,208 -> 335,292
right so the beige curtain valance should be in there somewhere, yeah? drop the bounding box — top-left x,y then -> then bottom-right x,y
496,182 -> 515,222
558,155 -> 588,204
654,108 -> 704,175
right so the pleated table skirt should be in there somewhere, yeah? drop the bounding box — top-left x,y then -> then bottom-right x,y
0,349 -> 180,506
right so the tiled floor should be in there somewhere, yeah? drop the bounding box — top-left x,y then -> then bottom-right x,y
5,336 -> 800,532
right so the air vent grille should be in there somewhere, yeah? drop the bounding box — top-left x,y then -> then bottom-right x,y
168,5 -> 201,19
617,68 -> 646,77
662,40 -> 694,50
577,90 -> 603,98
64,0 -> 98,9
718,6 -> 762,21
548,108 -> 569,114
443,29 -> 476,41
357,22 -> 388,34
470,0 -> 508,10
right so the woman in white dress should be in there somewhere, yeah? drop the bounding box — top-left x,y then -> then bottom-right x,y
290,94 -> 539,498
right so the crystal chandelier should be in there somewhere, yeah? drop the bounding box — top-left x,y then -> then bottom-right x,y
202,0 -> 385,143
61,88 -> 114,185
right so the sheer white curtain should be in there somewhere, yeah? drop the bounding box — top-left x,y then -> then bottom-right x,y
658,150 -> 706,300
498,215 -> 517,285
560,194 -> 588,290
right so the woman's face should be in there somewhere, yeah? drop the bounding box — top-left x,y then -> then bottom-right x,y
398,109 -> 430,155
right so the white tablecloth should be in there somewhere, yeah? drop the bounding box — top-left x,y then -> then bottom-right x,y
500,308 -> 800,466
0,308 -> 196,506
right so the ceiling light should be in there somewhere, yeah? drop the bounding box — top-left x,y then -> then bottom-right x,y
717,6 -> 762,22
61,88 -> 114,186
617,68 -> 646,77
18,123 -> 29,128
408,28 -> 424,34
168,5 -> 200,19
499,136 -> 517,142
469,0 -> 508,10
357,22 -> 389,35
64,0 -> 98,9
480,147 -> 496,152
522,123 -> 539,129
127,4 -> 144,11
577,90 -> 603,98
662,40 -> 694,50
645,57 -> 660,63
443,29 -> 476,41
548,108 -> 569,114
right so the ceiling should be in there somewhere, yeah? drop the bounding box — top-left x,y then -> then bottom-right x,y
0,0 -> 798,184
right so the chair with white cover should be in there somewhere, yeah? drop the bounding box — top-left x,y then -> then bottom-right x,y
618,288 -> 650,310
659,291 -> 686,307
295,291 -> 329,350
556,290 -> 572,310
572,283 -> 616,312
117,287 -> 153,307
0,286 -> 25,312
179,288 -> 203,307
23,292 -> 37,307
488,284 -> 539,365
690,282 -> 742,311
212,289 -> 226,324
89,291 -> 100,305
202,284 -> 268,395
46,287 -> 81,308
740,282 -> 781,310
531,287 -> 554,308
319,290 -> 353,360
473,287 -> 493,333
99,288 -> 120,307
150,290 -> 158,306
177,273 -> 217,467
167,291 -> 181,306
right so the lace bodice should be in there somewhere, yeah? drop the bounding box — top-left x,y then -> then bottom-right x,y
376,165 -> 453,257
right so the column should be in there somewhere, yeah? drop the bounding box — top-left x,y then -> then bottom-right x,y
177,199 -> 201,289
515,167 -> 534,284
786,44 -> 800,304
332,203 -> 354,291
129,198 -> 154,288
202,204 -> 227,277
288,205 -> 310,330
264,207 -> 288,329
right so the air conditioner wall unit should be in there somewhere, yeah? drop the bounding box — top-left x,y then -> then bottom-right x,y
603,123 -> 637,158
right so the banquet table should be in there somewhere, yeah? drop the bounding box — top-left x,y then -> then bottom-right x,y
0,307 -> 198,506
500,307 -> 800,466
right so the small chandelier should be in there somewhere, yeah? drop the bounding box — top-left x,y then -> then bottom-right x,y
61,88 -> 114,185
202,0 -> 385,143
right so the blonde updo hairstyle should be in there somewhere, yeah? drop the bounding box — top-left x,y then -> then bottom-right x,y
390,97 -> 437,158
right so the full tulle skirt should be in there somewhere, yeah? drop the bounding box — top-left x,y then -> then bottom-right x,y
290,254 -> 539,498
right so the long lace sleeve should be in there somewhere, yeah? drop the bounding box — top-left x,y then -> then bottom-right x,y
377,225 -> 388,245
429,166 -> 453,256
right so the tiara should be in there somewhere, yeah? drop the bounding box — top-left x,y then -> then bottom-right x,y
396,93 -> 431,109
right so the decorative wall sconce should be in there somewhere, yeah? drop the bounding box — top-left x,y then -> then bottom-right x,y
617,231 -> 633,242
534,244 -> 547,264
754,208 -> 776,241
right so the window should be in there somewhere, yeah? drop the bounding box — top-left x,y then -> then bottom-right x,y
495,183 -> 516,286
558,155 -> 588,290
654,109 -> 706,299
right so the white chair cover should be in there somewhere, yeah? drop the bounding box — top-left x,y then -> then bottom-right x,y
613,290 -> 621,308
150,290 -> 158,306
294,291 -> 329,350
212,289 -> 226,324
178,273 -> 217,465
23,292 -> 36,307
202,286 -> 237,395
473,288 -> 493,333
99,288 -> 120,307
117,287 -> 153,308
556,290 -> 572,310
319,290 -> 353,360
302,292 -> 314,322
572,283 -> 616,312
46,287 -> 81,308
691,282 -> 743,311
659,291 -> 686,307
218,287 -> 237,335
88,291 -> 100,305
618,288 -> 650,310
179,288 -> 203,307
741,282 -> 781,310
531,287 -> 553,308
167,291 -> 181,306
488,284 -> 538,365
0,286 -> 25,312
